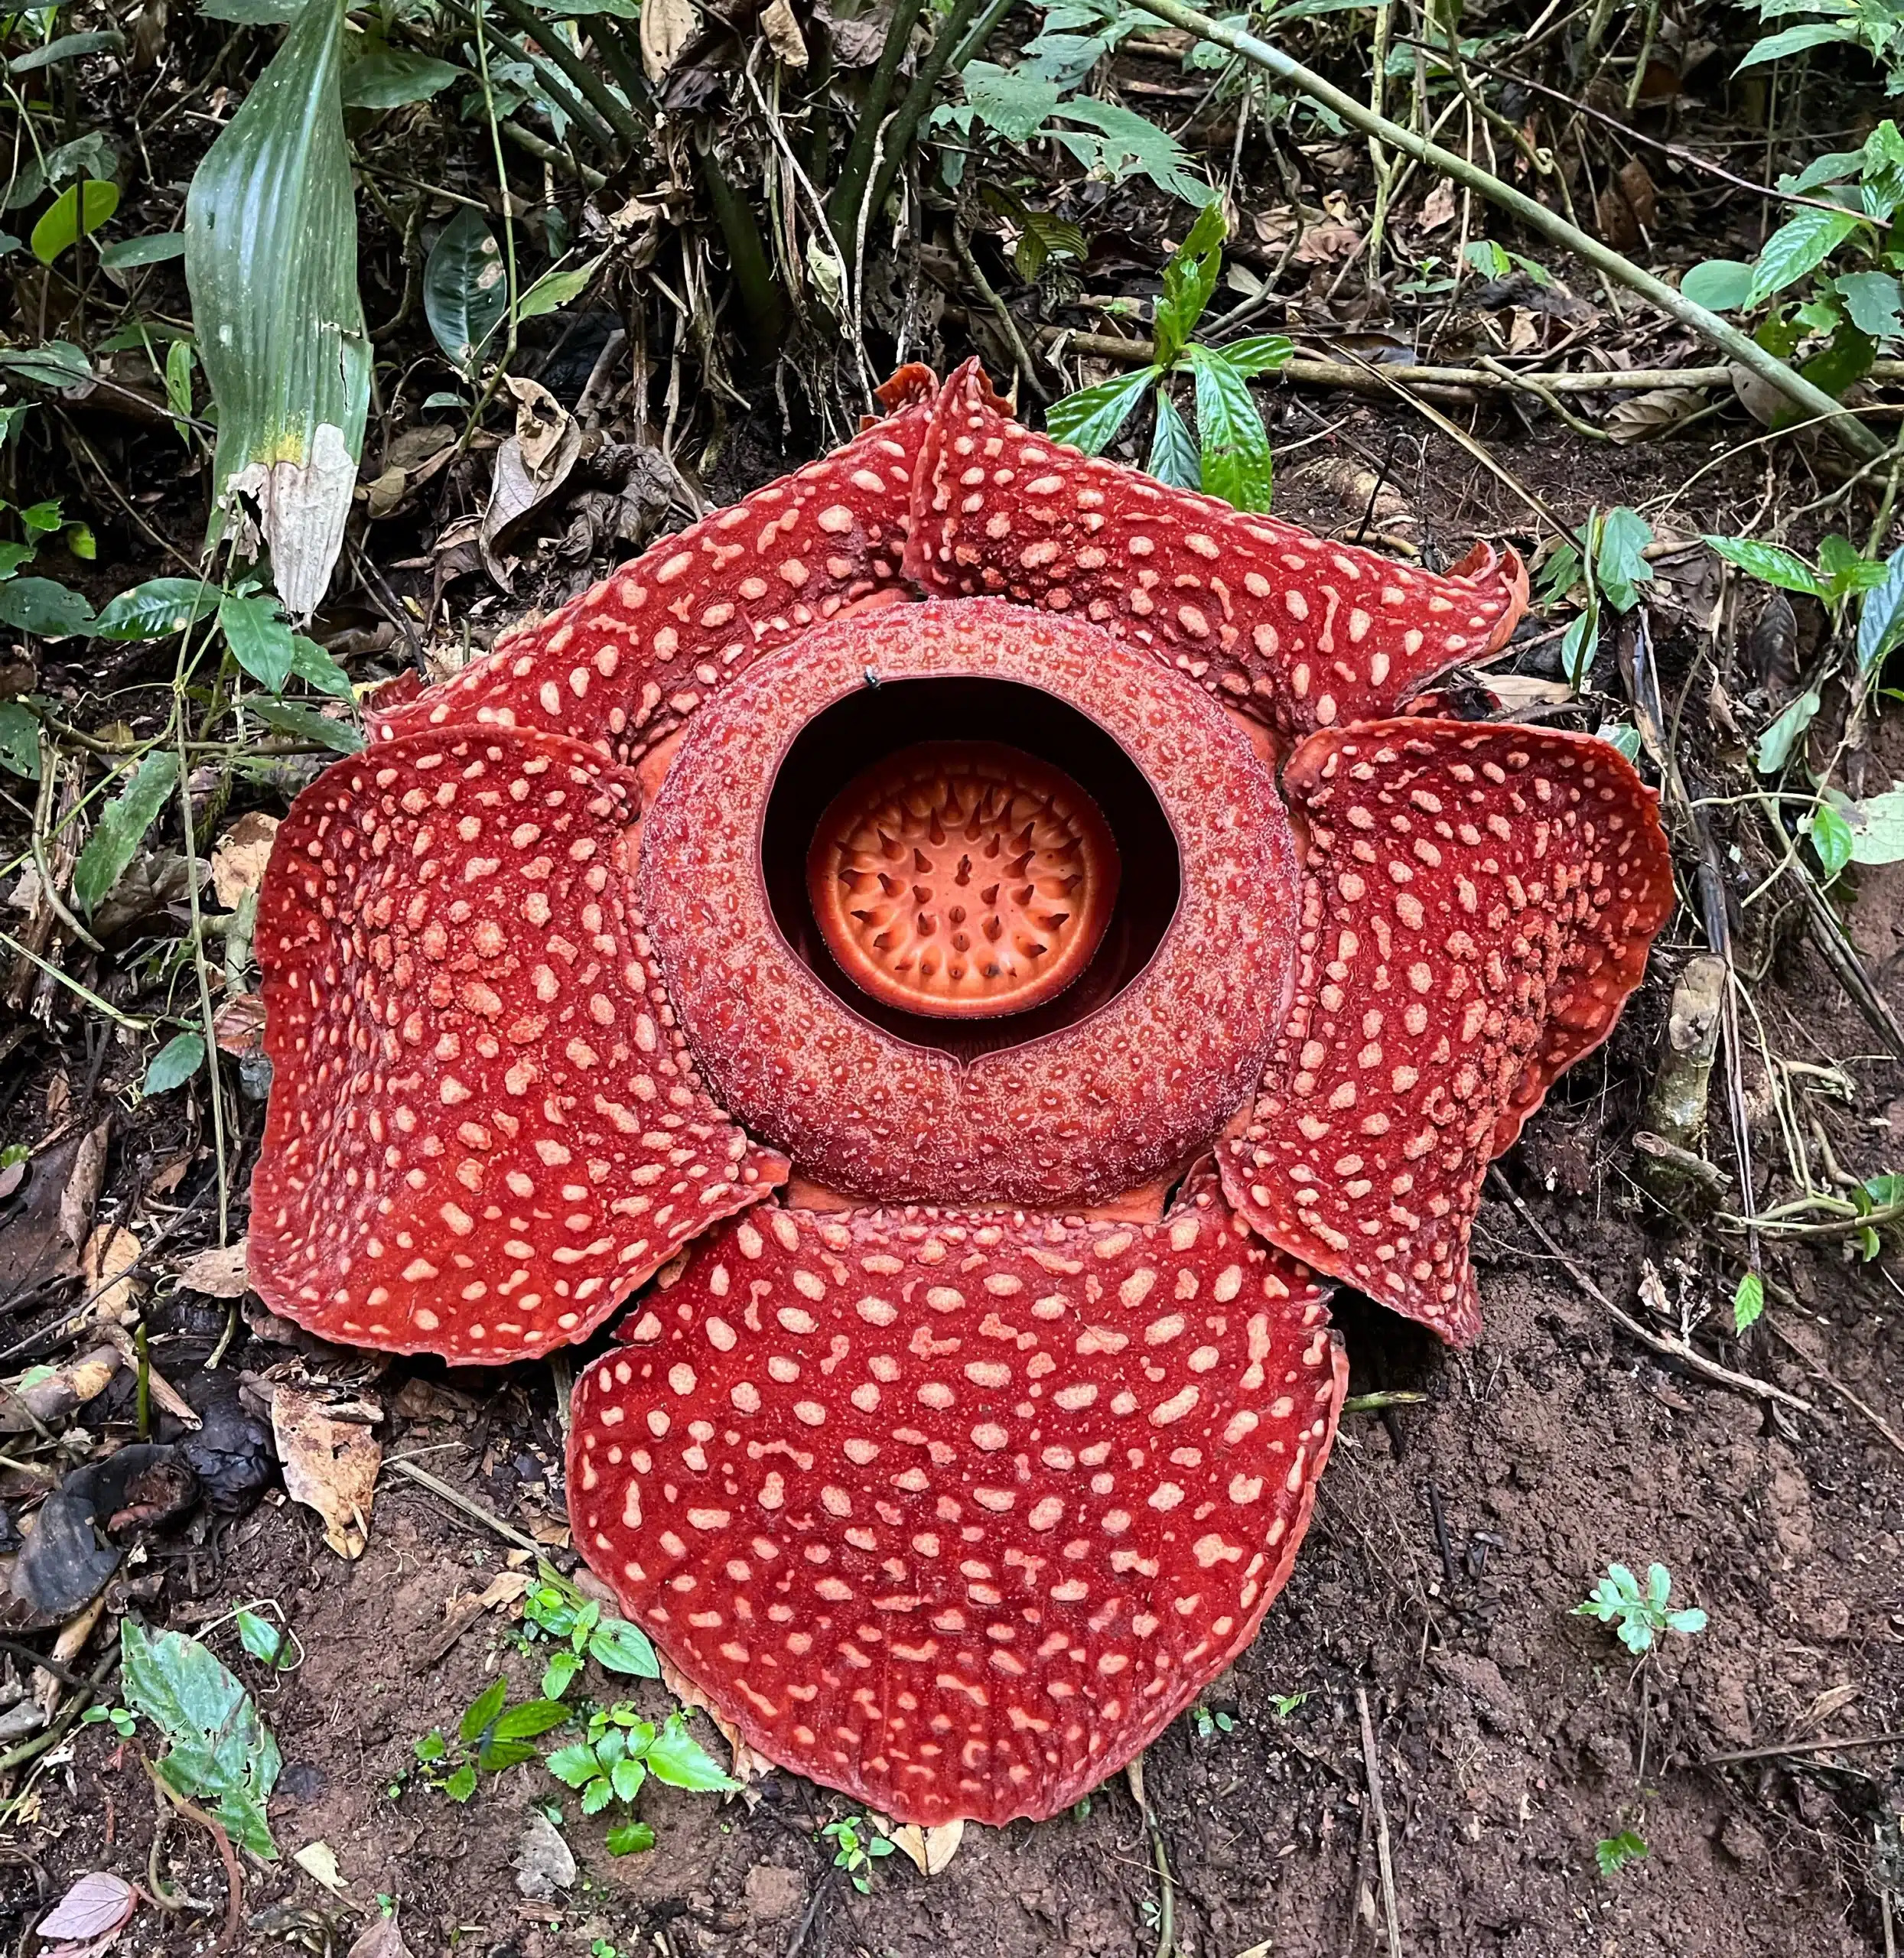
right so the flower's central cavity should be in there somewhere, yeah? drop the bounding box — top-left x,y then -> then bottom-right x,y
804,740 -> 1119,1020
760,674 -> 1181,1060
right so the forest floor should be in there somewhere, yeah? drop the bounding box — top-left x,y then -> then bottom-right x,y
2,385 -> 1899,1958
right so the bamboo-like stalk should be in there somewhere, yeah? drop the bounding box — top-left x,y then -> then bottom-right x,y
1124,0 -> 1889,463
864,0 -> 998,229
697,138 -> 789,359
825,0 -> 926,242
489,0 -> 643,147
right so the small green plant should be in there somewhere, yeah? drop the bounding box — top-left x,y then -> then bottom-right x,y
821,1813 -> 897,1893
1270,1690 -> 1310,1719
1574,1563 -> 1708,1656
1046,203 -> 1293,512
519,1573 -> 660,1700
1190,1704 -> 1235,1740
80,1703 -> 138,1739
414,1677 -> 568,1804
234,1603 -> 301,1671
1733,1270 -> 1766,1334
545,1706 -> 738,1856
1535,506 -> 1654,693
1595,1828 -> 1649,1876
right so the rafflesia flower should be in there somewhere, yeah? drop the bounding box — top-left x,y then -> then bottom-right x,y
249,362 -> 1674,1826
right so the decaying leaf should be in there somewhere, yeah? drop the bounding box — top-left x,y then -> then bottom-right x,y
272,1385 -> 380,1559
480,379 -> 584,584
1605,385 -> 1708,445
213,992 -> 268,1056
174,1239 -> 252,1299
640,0 -> 697,80
81,1223 -> 142,1324
295,1840 -> 350,1893
890,1818 -> 965,1875
36,1871 -> 137,1943
346,1914 -> 416,1958
0,1344 -> 119,1433
184,0 -> 369,613
760,0 -> 809,67
210,811 -> 279,908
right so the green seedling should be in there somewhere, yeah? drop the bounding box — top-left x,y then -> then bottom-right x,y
519,1571 -> 659,1699
80,1704 -> 138,1739
821,1813 -> 897,1893
1190,1705 -> 1234,1741
414,1676 -> 568,1804
545,1706 -> 738,1855
1270,1691 -> 1310,1719
1574,1563 -> 1707,1656
1596,1828 -> 1649,1876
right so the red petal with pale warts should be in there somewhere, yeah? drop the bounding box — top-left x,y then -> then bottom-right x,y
906,361 -> 1528,736
568,1179 -> 1344,1826
249,727 -> 786,1364
369,398 -> 932,774
1221,720 -> 1675,1345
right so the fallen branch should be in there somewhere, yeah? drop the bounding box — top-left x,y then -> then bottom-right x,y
1356,1688 -> 1404,1958
1123,0 -> 1889,462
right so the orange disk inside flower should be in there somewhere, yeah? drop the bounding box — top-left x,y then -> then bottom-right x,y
805,741 -> 1120,1019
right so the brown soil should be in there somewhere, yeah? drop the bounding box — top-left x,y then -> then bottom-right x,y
4,406 -> 1902,1958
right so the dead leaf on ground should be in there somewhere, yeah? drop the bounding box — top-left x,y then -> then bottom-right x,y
1417,180 -> 1456,232
81,1223 -> 141,1324
295,1841 -> 350,1894
890,1818 -> 965,1875
760,0 -> 808,65
213,992 -> 267,1057
1290,220 -> 1361,265
481,379 -> 584,586
0,1345 -> 119,1433
1605,385 -> 1708,445
1486,674 -> 1576,712
209,811 -> 279,909
273,1386 -> 381,1559
36,1871 -> 137,1944
174,1240 -> 251,1300
346,1913 -> 415,1958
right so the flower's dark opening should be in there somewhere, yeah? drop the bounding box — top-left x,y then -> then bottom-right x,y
763,678 -> 1182,1061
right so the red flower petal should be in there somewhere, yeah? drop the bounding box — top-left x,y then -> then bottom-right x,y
249,727 -> 786,1364
568,1179 -> 1345,1826
369,398 -> 932,773
906,361 -> 1528,735
640,597 -> 1298,1207
1221,720 -> 1675,1345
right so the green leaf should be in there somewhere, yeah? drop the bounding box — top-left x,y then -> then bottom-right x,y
492,1699 -> 571,1742
200,0 -> 303,18
1681,259 -> 1757,312
143,1033 -> 206,1095
1046,366 -> 1161,456
18,502 -> 62,536
31,179 -> 120,265
1596,1830 -> 1649,1876
186,0 -> 371,614
545,1742 -> 601,1787
643,1714 -> 740,1793
119,1619 -> 280,1859
343,44 -> 461,109
1754,689 -> 1821,772
1857,545 -> 1904,675
99,232 -> 187,271
424,206 -> 507,379
220,592 -> 296,692
609,1754 -> 646,1803
2,132 -> 118,213
1819,534 -> 1887,595
1736,18 -> 1859,70
415,1730 -> 448,1763
249,698 -> 363,752
1665,1606 -> 1708,1634
236,1608 -> 292,1667
9,30 -> 126,72
1594,506 -> 1654,613
587,1618 -> 660,1678
1835,269 -> 1904,339
1186,346 -> 1271,512
1221,333 -> 1294,377
0,403 -> 31,450
1746,207 -> 1864,308
1732,1270 -> 1766,1332
1050,98 -> 1213,205
0,577 -> 94,637
1560,611 -> 1596,692
606,1820 -> 656,1856
444,1761 -> 478,1803
0,341 -> 91,389
0,542 -> 34,578
1810,801 -> 1854,877
1153,200 -> 1225,367
165,339 -> 195,426
1844,787 -> 1904,862
477,1736 -> 542,1771
461,1677 -> 508,1746
1702,535 -> 1829,597
579,1775 -> 614,1815
90,577 -> 220,641
1146,389 -> 1199,492
0,701 -> 40,779
541,1650 -> 582,1700
960,62 -> 1063,142
1801,319 -> 1874,400
1463,239 -> 1512,280
516,252 -> 606,324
